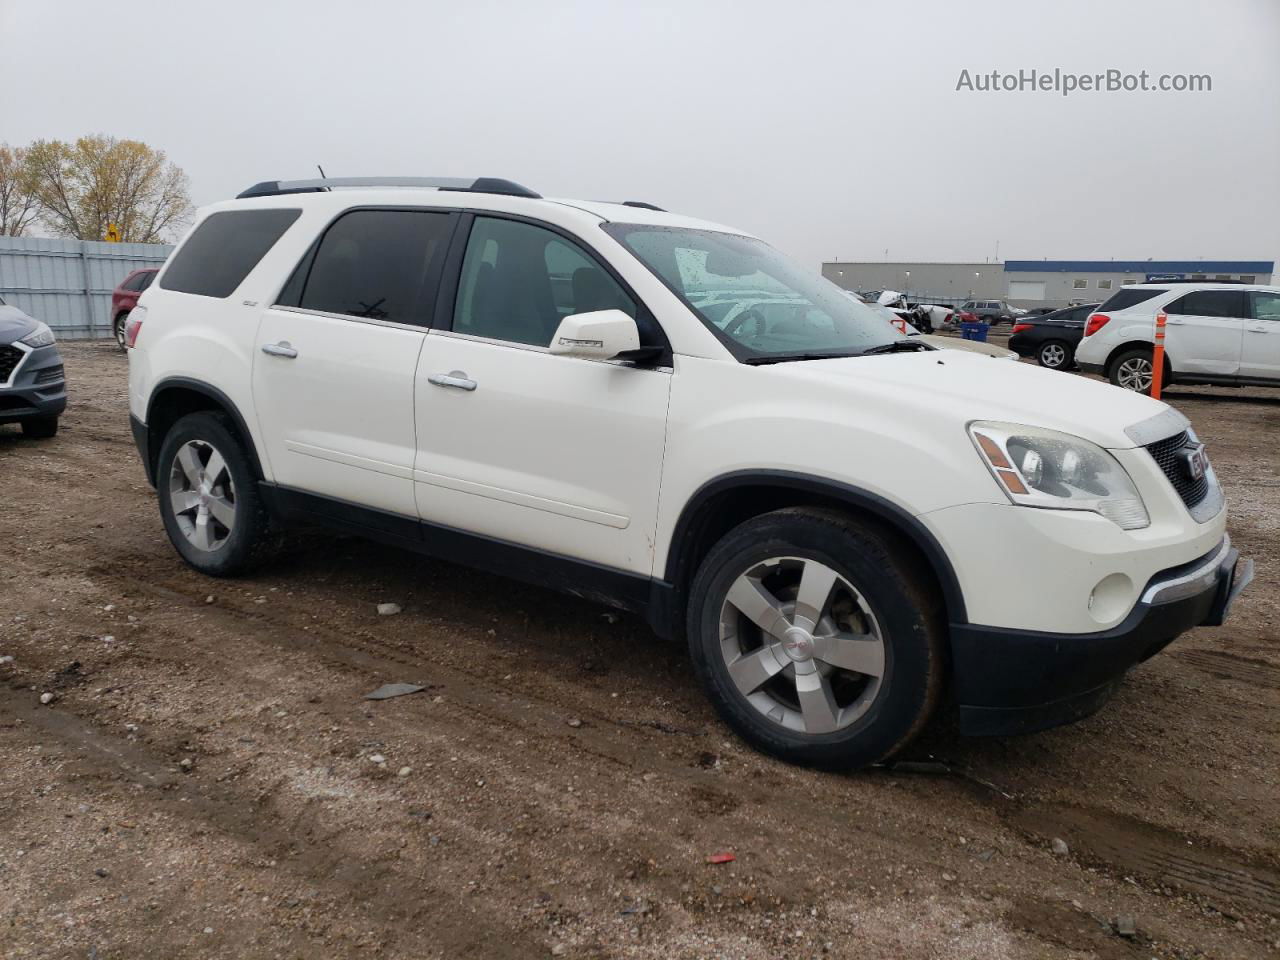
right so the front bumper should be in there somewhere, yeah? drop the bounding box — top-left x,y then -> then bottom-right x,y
0,343 -> 67,424
953,536 -> 1252,736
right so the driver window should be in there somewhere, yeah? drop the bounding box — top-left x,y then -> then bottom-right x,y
453,217 -> 636,347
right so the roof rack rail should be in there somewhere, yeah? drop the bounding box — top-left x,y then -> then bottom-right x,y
620,200 -> 665,212
235,176 -> 541,200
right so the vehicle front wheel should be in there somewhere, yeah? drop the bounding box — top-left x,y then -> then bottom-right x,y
1037,340 -> 1072,369
1109,347 -> 1158,393
687,507 -> 945,770
114,313 -> 129,351
20,417 -> 58,438
156,411 -> 268,576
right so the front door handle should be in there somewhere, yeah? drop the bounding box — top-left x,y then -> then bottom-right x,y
427,370 -> 477,391
261,341 -> 298,359
1164,318 -> 1185,325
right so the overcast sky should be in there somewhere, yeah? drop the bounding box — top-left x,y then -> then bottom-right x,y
2,0 -> 1277,269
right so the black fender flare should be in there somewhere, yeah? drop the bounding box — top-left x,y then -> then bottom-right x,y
144,377 -> 266,483
664,470 -> 968,626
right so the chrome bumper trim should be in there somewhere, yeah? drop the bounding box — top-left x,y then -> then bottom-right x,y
1141,535 -> 1232,606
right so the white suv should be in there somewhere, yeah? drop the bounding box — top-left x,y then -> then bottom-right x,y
1076,282 -> 1280,391
126,176 -> 1252,769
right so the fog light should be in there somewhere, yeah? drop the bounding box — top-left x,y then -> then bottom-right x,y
1089,573 -> 1134,624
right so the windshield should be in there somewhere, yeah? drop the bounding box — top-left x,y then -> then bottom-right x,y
602,224 -> 904,360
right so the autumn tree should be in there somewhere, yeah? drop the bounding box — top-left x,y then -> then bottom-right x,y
24,135 -> 193,243
0,143 -> 40,237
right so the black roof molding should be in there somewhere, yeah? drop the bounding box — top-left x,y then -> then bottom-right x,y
236,177 -> 541,200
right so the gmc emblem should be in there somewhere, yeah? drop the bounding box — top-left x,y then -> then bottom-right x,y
1180,443 -> 1207,481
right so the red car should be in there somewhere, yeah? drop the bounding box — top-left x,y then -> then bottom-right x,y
111,268 -> 158,350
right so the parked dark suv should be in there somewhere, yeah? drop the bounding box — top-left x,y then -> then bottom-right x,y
958,299 -> 1019,326
0,295 -> 67,437
112,268 -> 158,350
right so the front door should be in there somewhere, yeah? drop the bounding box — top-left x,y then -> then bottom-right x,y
252,207 -> 456,518
1162,289 -> 1245,376
1241,289 -> 1280,381
414,214 -> 671,575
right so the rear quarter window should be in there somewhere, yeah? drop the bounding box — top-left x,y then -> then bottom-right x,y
160,209 -> 301,298
1097,288 -> 1167,312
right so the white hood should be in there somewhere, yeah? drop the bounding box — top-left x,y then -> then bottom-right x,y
764,349 -> 1172,450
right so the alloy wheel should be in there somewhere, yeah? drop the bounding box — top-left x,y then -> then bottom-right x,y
1040,343 -> 1067,368
718,556 -> 886,735
1116,357 -> 1153,392
168,439 -> 236,551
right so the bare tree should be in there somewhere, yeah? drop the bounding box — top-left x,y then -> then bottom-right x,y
0,143 -> 41,236
25,135 -> 194,243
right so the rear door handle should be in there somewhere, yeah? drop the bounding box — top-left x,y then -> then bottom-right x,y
1164,318 -> 1185,325
1247,325 -> 1270,333
261,341 -> 298,358
427,370 -> 477,391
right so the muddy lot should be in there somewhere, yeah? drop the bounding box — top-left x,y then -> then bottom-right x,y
2,341 -> 1278,959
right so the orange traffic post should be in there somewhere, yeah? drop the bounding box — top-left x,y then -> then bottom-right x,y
1150,311 -> 1167,399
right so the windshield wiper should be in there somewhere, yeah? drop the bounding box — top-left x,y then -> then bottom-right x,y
743,350 -> 862,365
858,340 -> 935,356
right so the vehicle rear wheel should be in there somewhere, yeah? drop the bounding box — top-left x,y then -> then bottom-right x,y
114,313 -> 129,351
1110,347 -> 1157,393
1037,340 -> 1072,369
156,411 -> 268,576
687,507 -> 945,770
20,417 -> 58,438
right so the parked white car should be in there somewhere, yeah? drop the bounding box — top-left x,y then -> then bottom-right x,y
1076,282 -> 1280,391
126,176 -> 1251,769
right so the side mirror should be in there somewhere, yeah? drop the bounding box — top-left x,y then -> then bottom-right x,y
549,309 -> 641,361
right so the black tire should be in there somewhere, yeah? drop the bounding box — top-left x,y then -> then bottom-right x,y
114,313 -> 129,351
1108,346 -> 1164,393
686,507 -> 945,770
20,417 -> 58,438
1036,340 -> 1073,370
156,411 -> 269,576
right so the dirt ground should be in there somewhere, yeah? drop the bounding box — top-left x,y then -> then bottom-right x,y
2,341 -> 1278,960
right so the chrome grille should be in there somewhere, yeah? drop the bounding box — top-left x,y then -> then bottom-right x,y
1145,430 -> 1209,509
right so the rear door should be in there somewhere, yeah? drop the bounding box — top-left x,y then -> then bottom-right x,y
1241,289 -> 1280,381
413,213 -> 672,575
1162,290 -> 1245,376
252,207 -> 456,518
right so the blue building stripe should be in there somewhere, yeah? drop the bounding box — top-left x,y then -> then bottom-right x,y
1004,260 -> 1273,273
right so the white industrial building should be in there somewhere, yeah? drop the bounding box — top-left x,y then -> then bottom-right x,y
821,259 -> 1276,309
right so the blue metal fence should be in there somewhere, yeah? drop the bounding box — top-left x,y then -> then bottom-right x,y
0,236 -> 173,340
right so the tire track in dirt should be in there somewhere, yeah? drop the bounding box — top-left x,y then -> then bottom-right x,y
1011,804 -> 1280,920
0,685 -> 554,960
1171,648 -> 1280,689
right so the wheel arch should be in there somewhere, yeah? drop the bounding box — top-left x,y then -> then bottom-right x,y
144,378 -> 265,486
1104,340 -> 1174,383
663,471 -> 968,629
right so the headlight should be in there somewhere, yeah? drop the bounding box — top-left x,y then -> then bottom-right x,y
968,421 -> 1150,530
19,322 -> 55,349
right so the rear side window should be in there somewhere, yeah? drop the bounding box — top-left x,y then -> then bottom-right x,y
138,271 -> 156,291
160,209 -> 300,298
1166,290 -> 1245,318
1097,288 -> 1167,312
285,209 -> 453,324
120,272 -> 147,292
